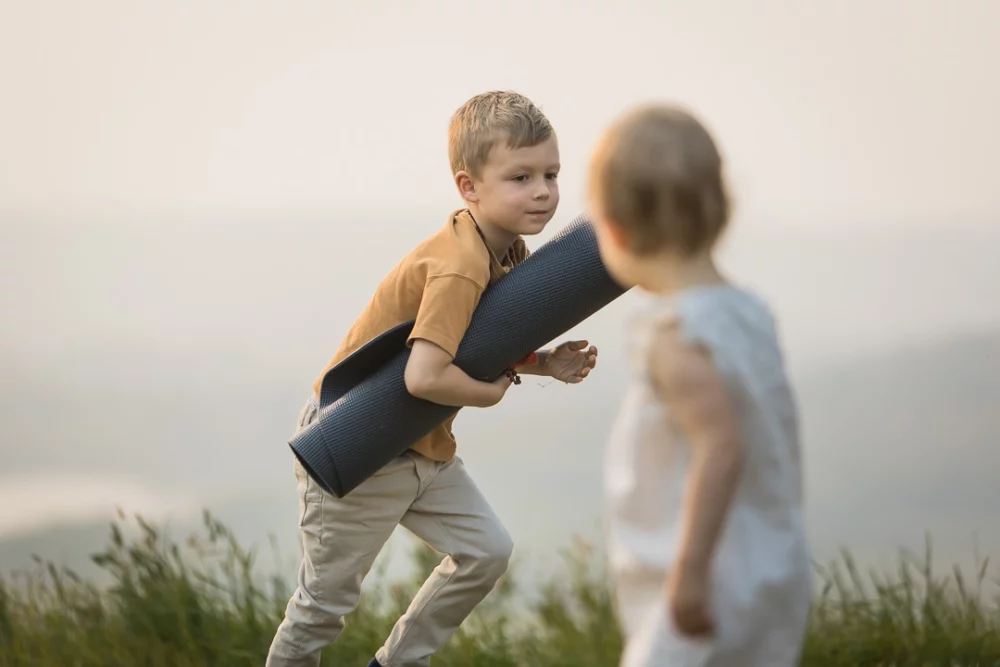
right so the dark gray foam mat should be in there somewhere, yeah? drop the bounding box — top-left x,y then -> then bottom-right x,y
290,213 -> 627,497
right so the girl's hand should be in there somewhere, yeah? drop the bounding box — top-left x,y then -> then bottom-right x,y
666,563 -> 714,638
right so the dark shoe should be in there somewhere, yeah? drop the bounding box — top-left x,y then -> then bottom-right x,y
367,660 -> 382,667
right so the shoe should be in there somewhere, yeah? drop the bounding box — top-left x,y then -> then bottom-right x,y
367,660 -> 382,667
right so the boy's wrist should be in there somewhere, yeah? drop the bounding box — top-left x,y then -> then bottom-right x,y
536,350 -> 551,374
516,349 -> 550,376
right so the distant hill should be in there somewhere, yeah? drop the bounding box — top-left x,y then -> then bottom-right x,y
2,329 -> 998,585
796,328 -> 1000,567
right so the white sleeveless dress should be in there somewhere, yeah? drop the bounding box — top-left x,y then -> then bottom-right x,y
604,285 -> 813,667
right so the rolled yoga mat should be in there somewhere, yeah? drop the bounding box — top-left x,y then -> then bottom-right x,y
289,213 -> 628,497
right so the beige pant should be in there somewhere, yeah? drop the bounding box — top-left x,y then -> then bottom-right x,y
266,398 -> 514,667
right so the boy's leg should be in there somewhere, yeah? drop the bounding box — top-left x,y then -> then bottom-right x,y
374,456 -> 514,667
266,401 -> 421,667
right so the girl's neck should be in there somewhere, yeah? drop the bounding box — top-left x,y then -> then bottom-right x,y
637,252 -> 726,296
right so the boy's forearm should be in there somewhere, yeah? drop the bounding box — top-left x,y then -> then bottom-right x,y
410,363 -> 501,408
676,437 -> 743,573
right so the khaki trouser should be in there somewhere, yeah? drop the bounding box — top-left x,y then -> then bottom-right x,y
266,398 -> 514,667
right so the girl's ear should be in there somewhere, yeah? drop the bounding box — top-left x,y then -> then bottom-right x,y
606,220 -> 629,249
595,214 -> 629,250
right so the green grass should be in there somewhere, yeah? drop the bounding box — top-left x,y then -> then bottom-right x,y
0,510 -> 998,666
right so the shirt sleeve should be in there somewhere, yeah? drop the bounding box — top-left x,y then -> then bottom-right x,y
407,272 -> 485,358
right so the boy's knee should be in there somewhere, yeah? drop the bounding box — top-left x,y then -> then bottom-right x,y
470,530 -> 514,581
286,596 -> 345,632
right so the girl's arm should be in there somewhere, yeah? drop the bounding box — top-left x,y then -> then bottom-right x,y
650,324 -> 743,581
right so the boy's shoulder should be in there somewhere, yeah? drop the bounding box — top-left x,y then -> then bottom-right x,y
403,209 -> 494,288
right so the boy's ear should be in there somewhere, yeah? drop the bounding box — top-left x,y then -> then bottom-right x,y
454,170 -> 479,203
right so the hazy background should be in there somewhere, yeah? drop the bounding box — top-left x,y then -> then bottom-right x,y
2,0 -> 998,588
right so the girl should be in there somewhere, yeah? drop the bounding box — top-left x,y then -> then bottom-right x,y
587,104 -> 813,667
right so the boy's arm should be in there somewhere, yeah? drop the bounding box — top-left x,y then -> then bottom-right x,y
651,325 -> 743,577
404,273 -> 509,408
405,339 -> 509,407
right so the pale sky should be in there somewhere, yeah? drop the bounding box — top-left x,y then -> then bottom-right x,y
2,0 -> 998,229
1,1 -> 999,582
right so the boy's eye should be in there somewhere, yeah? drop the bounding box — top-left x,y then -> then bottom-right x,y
546,172 -> 559,180
512,174 -> 529,182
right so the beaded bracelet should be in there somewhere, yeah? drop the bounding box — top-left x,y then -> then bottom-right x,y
504,351 -> 541,386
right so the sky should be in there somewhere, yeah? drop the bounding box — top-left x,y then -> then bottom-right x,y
1,0 -> 999,585
2,0 -> 998,229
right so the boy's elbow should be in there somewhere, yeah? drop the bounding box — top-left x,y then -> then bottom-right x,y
405,340 -> 453,400
404,365 -> 435,399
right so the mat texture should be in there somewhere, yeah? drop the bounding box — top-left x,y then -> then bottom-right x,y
290,213 -> 627,497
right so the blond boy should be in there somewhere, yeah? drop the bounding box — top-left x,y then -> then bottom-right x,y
266,91 -> 599,667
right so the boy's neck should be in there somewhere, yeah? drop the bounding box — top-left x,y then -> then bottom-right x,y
467,209 -> 518,259
638,252 -> 726,296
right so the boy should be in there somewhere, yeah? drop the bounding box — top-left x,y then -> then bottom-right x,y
587,104 -> 812,666
266,90 -> 599,667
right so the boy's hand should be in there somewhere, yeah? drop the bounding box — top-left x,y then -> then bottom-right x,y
544,340 -> 598,383
666,562 -> 714,639
489,373 -> 515,405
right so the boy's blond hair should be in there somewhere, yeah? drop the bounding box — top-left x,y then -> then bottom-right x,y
448,91 -> 554,178
588,104 -> 730,256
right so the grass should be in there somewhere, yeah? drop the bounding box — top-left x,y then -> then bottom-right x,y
0,510 -> 998,666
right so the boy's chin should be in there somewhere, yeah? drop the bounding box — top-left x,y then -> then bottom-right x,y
513,212 -> 555,235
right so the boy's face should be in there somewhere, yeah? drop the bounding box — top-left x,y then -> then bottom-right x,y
462,136 -> 560,236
